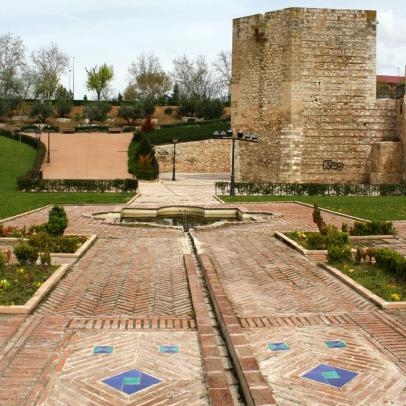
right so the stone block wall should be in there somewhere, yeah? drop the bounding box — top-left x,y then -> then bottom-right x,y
231,7 -> 404,184
370,142 -> 402,184
155,140 -> 230,173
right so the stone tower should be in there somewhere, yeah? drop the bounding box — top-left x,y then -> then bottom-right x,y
231,8 -> 399,183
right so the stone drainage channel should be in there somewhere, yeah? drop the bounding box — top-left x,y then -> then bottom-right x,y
184,229 -> 245,405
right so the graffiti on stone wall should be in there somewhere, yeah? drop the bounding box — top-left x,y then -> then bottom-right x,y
323,160 -> 344,171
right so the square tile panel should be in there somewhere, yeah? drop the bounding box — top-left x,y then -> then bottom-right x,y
93,345 -> 114,354
159,345 -> 180,353
268,342 -> 289,351
102,369 -> 161,395
325,340 -> 347,349
302,364 -> 358,388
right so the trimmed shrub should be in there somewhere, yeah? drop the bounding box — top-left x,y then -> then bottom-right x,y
373,248 -> 406,280
14,244 -> 39,265
327,244 -> 352,265
313,204 -> 327,234
215,182 -> 406,196
40,251 -> 52,266
0,252 -> 5,270
128,134 -> 158,180
46,206 -> 68,236
349,221 -> 395,236
164,107 -> 173,115
306,233 -> 325,250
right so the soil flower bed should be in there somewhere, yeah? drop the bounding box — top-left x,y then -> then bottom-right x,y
0,264 -> 57,305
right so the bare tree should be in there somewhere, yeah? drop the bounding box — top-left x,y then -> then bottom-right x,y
127,53 -> 171,100
0,33 -> 25,97
213,50 -> 231,97
31,43 -> 69,99
172,55 -> 220,99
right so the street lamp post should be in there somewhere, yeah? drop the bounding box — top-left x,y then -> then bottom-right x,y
47,126 -> 51,164
213,129 -> 258,196
172,138 -> 177,181
35,127 -> 41,178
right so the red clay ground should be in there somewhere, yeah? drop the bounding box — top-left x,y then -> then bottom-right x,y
40,132 -> 133,179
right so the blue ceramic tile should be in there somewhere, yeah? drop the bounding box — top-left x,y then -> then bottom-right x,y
102,369 -> 161,395
325,340 -> 347,349
93,345 -> 113,354
159,345 -> 179,353
302,364 -> 358,388
268,342 -> 289,351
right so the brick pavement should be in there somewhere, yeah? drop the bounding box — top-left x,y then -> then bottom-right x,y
192,218 -> 406,405
1,202 -> 406,405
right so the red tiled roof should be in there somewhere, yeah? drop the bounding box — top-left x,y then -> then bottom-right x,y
377,75 -> 404,84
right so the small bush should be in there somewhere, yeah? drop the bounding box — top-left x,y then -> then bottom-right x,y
327,244 -> 352,265
28,231 -> 53,251
40,251 -> 52,266
349,221 -> 395,236
14,244 -> 39,265
0,252 -> 5,270
306,233 -> 325,250
46,206 -> 68,236
164,107 -> 173,115
312,204 -> 327,234
373,248 -> 406,280
323,226 -> 349,248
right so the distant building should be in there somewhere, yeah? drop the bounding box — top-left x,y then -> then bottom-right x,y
377,75 -> 405,99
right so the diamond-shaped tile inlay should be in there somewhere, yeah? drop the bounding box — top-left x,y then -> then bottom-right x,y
102,369 -> 161,395
302,364 -> 358,388
268,342 -> 289,351
93,345 -> 113,354
325,340 -> 347,349
159,345 -> 179,353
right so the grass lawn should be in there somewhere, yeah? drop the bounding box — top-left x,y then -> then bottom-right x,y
0,264 -> 57,305
220,195 -> 406,221
0,136 -> 133,220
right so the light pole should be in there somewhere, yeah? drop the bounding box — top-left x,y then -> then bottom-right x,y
46,126 -> 51,164
35,127 -> 41,178
172,138 -> 177,181
213,129 -> 258,196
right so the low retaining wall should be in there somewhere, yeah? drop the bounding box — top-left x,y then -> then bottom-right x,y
156,139 -> 230,173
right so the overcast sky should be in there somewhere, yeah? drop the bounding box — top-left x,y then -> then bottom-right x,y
0,0 -> 405,98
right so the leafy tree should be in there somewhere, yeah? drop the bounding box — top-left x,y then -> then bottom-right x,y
143,97 -> 155,116
0,98 -> 20,119
128,134 -> 158,180
30,101 -> 54,123
55,85 -> 73,100
55,99 -> 72,118
31,43 -> 69,99
198,98 -> 224,119
172,83 -> 180,103
86,64 -> 114,100
83,102 -> 112,122
127,53 -> 171,100
117,101 -> 145,125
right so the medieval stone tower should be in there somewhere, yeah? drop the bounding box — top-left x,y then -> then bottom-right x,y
231,8 -> 404,184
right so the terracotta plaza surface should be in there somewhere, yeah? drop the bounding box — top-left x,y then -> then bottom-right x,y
40,132 -> 133,179
0,176 -> 406,405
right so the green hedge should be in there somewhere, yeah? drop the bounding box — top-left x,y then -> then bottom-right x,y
147,120 -> 230,145
16,178 -> 137,192
74,125 -> 109,132
0,129 -> 46,180
349,221 -> 395,236
20,124 -> 60,132
215,182 -> 406,196
373,248 -> 406,280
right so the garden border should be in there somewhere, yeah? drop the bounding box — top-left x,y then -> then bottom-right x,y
318,263 -> 406,310
0,263 -> 70,314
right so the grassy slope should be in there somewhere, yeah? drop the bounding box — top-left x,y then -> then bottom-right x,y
0,136 -> 132,220
220,195 -> 406,221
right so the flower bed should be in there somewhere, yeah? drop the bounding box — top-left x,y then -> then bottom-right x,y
0,264 -> 57,306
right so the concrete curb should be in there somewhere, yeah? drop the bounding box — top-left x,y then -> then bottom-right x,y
318,262 -> 406,310
189,232 -> 276,406
0,263 -> 70,314
183,254 -> 234,406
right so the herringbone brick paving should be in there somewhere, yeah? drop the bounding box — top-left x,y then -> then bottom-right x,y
39,330 -> 208,405
1,202 -> 406,405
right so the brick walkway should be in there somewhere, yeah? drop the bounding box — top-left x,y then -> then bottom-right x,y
192,216 -> 406,406
1,202 -> 405,405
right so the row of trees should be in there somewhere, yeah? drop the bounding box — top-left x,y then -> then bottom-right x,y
0,33 -> 231,103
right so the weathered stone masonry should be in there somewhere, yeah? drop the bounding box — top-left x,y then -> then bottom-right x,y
231,8 -> 405,184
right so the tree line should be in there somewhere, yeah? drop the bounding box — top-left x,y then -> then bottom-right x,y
0,32 -> 231,120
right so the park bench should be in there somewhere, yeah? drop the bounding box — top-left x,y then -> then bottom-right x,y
61,127 -> 76,133
108,127 -> 122,133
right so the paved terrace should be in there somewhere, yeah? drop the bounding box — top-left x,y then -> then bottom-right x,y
0,177 -> 405,405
